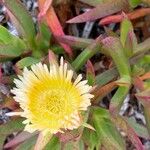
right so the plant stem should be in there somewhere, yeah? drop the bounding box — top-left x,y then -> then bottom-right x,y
102,37 -> 131,114
71,36 -> 102,71
144,107 -> 150,135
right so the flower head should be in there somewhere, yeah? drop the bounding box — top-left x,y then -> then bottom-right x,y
11,57 -> 93,134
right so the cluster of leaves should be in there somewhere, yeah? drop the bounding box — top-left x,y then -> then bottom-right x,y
0,0 -> 150,149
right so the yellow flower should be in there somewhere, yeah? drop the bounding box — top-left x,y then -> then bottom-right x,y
10,57 -> 93,134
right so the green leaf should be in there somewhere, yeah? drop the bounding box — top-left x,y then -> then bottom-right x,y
0,25 -> 28,47
0,136 -> 6,150
39,23 -> 51,42
15,136 -> 37,150
0,118 -> 24,135
87,73 -> 95,86
0,25 -> 13,44
83,107 -> 126,150
102,37 -> 131,78
138,55 -> 150,71
127,117 -> 149,139
50,45 -> 64,54
0,26 -> 27,59
121,19 -> 133,47
0,43 -> 26,61
121,19 -> 137,57
142,55 -> 150,64
0,118 -> 24,149
83,128 -> 101,150
95,67 -> 118,86
129,0 -> 141,7
45,136 -> 61,150
0,26 -> 27,61
4,0 -> 36,49
36,23 -> 51,53
111,115 -> 144,149
16,57 -> 40,69
64,140 -> 84,150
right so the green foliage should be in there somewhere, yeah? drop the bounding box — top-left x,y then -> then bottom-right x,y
127,117 -> 149,139
45,136 -> 61,150
35,23 -> 51,53
3,0 -> 36,49
129,0 -> 141,7
120,18 -> 137,57
120,19 -> 133,47
72,37 -> 101,71
15,136 -> 37,150
83,107 -> 126,150
0,118 -> 24,149
0,0 -> 150,150
16,57 -> 40,69
63,140 -> 85,150
0,25 -> 27,61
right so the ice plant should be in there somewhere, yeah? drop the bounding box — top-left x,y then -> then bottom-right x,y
9,57 -> 93,134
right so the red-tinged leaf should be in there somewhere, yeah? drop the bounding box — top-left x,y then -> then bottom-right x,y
140,72 -> 150,81
15,136 -> 37,150
136,90 -> 150,106
86,60 -> 95,76
112,115 -> 144,150
48,50 -> 58,65
67,0 -> 129,23
0,97 -> 18,110
38,0 -> 73,57
134,77 -> 145,91
99,8 -> 150,25
0,118 -> 24,149
93,81 -> 117,104
86,60 -> 95,85
4,131 -> 38,149
127,123 -> 144,150
79,0 -> 111,7
56,129 -> 81,143
56,35 -> 94,49
38,0 -> 52,18
127,117 -> 150,139
100,13 -> 123,25
120,15 -> 134,48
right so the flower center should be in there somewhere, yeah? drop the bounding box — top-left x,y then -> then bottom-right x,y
40,90 -> 65,114
27,78 -> 82,129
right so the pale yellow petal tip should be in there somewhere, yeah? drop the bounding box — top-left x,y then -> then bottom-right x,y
6,112 -> 22,116
11,57 -> 94,134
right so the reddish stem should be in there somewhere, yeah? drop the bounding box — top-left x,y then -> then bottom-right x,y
99,8 -> 150,25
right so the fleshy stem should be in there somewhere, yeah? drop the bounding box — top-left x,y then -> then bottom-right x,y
135,78 -> 150,136
71,36 -> 102,71
102,37 -> 131,114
